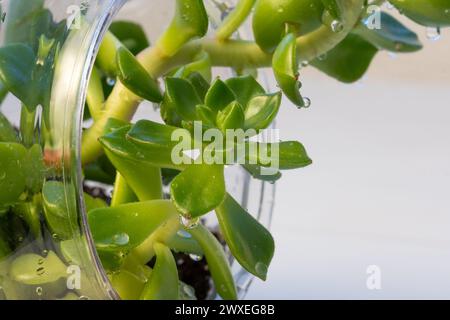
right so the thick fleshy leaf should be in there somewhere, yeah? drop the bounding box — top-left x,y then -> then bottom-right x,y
116,47 -> 163,103
187,72 -> 210,100
354,12 -> 422,53
100,120 -> 190,171
242,164 -> 282,183
273,33 -> 306,107
140,243 -> 179,300
84,154 -> 116,185
88,200 -> 177,251
0,44 -> 36,108
252,0 -> 324,52
244,93 -> 281,130
165,230 -> 203,256
225,75 -> 265,108
196,104 -> 216,127
189,224 -> 237,300
157,0 -> 208,56
161,77 -> 202,123
310,34 -> 378,83
216,101 -> 245,132
173,52 -> 212,83
216,194 -> 274,280
171,164 -> 226,219
23,144 -> 45,194
204,79 -> 236,113
9,251 -> 67,285
42,181 -> 77,240
390,0 -> 450,28
245,141 -> 313,170
321,0 -> 342,19
111,269 -> 148,300
0,143 -> 27,206
109,20 -> 150,55
0,113 -> 19,142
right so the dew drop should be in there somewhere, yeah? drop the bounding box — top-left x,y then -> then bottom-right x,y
317,53 -> 327,61
36,287 -> 43,296
255,262 -> 268,278
189,254 -> 203,262
301,61 -> 309,67
0,171 -> 6,180
330,20 -> 344,33
106,77 -> 116,86
177,230 -> 192,239
426,27 -> 441,41
301,97 -> 311,109
79,295 -> 89,300
112,233 -> 130,246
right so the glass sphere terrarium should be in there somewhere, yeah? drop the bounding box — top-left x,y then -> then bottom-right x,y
0,0 -> 280,300
1,0 -> 447,301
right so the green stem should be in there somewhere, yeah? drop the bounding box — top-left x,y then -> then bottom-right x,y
86,66 -> 105,122
20,106 -> 36,147
110,173 -> 138,207
216,0 -> 256,41
128,215 -> 180,265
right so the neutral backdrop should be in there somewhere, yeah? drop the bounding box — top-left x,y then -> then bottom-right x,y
246,16 -> 450,299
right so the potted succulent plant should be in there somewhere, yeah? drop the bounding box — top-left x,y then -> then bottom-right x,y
0,0 -> 449,300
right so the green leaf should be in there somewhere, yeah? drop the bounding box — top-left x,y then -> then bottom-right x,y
23,144 -> 45,193
84,193 -> 107,212
189,224 -> 237,300
246,141 -> 313,170
321,0 -> 342,19
140,243 -> 179,300
171,164 -> 226,219
389,0 -> 450,28
244,93 -> 281,130
0,44 -> 36,109
252,0 -> 324,52
187,72 -> 210,100
88,200 -> 177,252
354,12 -> 422,53
0,143 -> 27,206
272,33 -> 306,108
0,113 -> 19,143
216,194 -> 274,280
225,75 -> 265,108
161,77 -> 202,124
174,52 -> 212,83
116,47 -> 163,103
196,104 -> 216,127
165,230 -> 203,256
42,181 -> 77,240
157,0 -> 209,56
99,122 -> 187,171
83,154 -> 117,185
205,79 -> 236,113
242,164 -> 282,183
111,269 -> 148,300
216,101 -> 245,132
109,20 -> 150,55
310,34 -> 378,83
9,251 -> 67,285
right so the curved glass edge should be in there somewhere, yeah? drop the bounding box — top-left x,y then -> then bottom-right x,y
51,0 -> 127,300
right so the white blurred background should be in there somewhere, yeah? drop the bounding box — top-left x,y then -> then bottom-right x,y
247,16 -> 450,299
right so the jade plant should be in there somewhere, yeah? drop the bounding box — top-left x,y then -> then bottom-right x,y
0,0 -> 449,300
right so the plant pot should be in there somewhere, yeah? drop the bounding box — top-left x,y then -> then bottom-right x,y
0,0 -> 275,300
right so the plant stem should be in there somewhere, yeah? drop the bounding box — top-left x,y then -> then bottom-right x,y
86,66 -> 105,122
110,173 -> 137,207
128,215 -> 180,265
216,0 -> 256,41
20,105 -> 36,147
